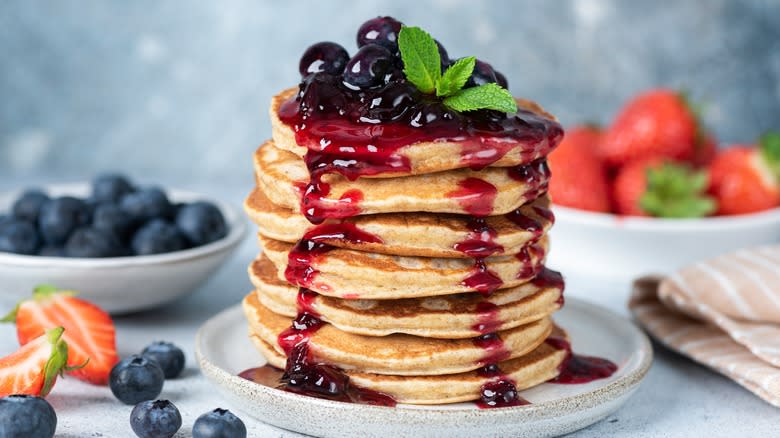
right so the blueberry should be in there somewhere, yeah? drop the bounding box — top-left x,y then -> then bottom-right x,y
38,245 -> 66,257
465,59 -> 498,88
495,70 -> 509,89
141,341 -> 185,379
120,188 -> 173,224
11,189 -> 49,224
192,408 -> 247,438
130,400 -> 181,438
93,203 -> 135,241
109,355 -> 165,405
65,227 -> 123,258
131,220 -> 187,255
0,220 -> 40,255
343,44 -> 395,89
0,395 -> 56,438
299,41 -> 350,76
356,16 -> 402,52
37,197 -> 90,245
92,173 -> 134,203
175,202 -> 227,246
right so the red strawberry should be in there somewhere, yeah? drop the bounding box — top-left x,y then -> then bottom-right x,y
599,89 -> 699,167
613,159 -> 715,217
693,133 -> 718,167
708,133 -> 780,215
548,125 -> 610,212
0,327 -> 69,397
3,286 -> 119,385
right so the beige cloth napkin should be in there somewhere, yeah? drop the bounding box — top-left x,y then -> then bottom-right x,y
629,245 -> 780,407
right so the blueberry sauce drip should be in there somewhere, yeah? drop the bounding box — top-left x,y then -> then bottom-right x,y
455,215 -> 504,297
285,222 -> 384,290
474,364 -> 530,408
545,337 -> 618,384
531,267 -> 566,306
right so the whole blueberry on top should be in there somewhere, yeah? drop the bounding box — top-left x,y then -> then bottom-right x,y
11,189 -> 49,224
465,59 -> 498,88
175,202 -> 227,246
65,227 -> 124,258
356,16 -> 403,52
435,39 -> 449,71
495,70 -> 509,89
343,44 -> 396,89
92,173 -> 135,203
37,196 -> 90,245
130,399 -> 181,438
109,355 -> 165,405
120,188 -> 173,224
93,202 -> 135,241
299,41 -> 350,76
0,394 -> 57,438
192,408 -> 247,438
141,341 -> 185,379
0,220 -> 40,255
131,219 -> 187,255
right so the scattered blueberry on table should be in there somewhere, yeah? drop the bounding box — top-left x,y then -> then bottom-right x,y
0,394 -> 57,438
0,173 -> 228,257
192,408 -> 247,438
109,355 -> 165,405
130,399 -> 182,438
141,341 -> 186,379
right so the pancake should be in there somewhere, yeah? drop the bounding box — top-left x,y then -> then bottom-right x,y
255,141 -> 550,218
258,235 -> 549,299
250,333 -> 566,405
270,88 -> 564,177
250,255 -> 562,338
243,292 -> 554,376
244,187 -> 554,258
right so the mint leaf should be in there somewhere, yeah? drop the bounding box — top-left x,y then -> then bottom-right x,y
398,26 -> 441,94
443,83 -> 518,113
759,131 -> 780,181
436,56 -> 475,97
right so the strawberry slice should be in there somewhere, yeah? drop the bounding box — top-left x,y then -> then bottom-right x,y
3,286 -> 119,385
0,327 -> 69,397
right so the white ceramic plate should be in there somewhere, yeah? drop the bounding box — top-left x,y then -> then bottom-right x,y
0,182 -> 247,314
196,297 -> 652,438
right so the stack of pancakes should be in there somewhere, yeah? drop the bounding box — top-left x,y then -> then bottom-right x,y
242,89 -> 569,404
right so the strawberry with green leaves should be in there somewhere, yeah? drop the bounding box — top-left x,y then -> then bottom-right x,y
0,327 -> 72,397
599,89 -> 703,167
3,286 -> 119,385
548,125 -> 611,212
708,132 -> 780,215
613,159 -> 716,217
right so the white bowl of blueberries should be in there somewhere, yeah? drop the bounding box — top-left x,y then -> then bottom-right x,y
0,174 -> 247,313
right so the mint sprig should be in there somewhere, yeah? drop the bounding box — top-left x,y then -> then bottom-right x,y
398,26 -> 441,94
398,26 -> 517,114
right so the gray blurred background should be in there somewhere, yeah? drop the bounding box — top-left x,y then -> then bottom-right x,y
1,0 -> 779,187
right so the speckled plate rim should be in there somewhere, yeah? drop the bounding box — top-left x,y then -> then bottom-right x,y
196,297 -> 652,436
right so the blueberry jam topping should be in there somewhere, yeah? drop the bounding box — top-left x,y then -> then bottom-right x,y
545,337 -> 618,384
284,16 -> 562,223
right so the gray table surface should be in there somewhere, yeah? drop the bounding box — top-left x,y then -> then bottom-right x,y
0,178 -> 778,437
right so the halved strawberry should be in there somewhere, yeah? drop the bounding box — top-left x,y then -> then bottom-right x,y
3,286 -> 119,385
0,327 -> 69,397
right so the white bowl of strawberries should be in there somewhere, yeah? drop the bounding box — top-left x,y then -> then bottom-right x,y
546,89 -> 780,281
